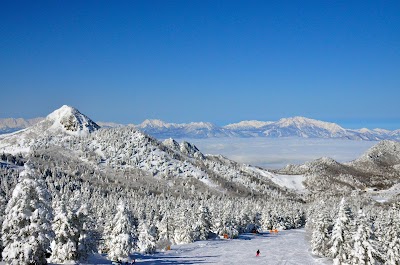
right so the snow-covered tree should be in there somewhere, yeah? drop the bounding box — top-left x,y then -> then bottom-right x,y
49,199 -> 80,263
311,211 -> 332,257
330,198 -> 353,265
137,221 -> 157,254
105,201 -> 137,262
193,205 -> 211,241
156,212 -> 173,249
0,194 -> 6,260
76,203 -> 98,261
379,206 -> 400,265
350,210 -> 378,265
174,209 -> 195,244
1,168 -> 54,265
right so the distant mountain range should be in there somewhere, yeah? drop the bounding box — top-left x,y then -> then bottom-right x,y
0,105 -> 296,198
1,105 -> 400,197
1,114 -> 399,141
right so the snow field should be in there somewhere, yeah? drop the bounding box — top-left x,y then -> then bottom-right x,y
76,229 -> 332,265
0,229 -> 332,265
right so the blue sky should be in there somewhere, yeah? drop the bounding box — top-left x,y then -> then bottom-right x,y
1,0 -> 399,129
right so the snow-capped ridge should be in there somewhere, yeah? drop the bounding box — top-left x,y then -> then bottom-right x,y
276,116 -> 346,133
139,119 -> 172,129
224,120 -> 273,130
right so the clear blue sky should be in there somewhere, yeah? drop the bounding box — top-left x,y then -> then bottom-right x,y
1,0 -> 399,129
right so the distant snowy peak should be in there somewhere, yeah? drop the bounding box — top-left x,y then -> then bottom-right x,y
224,120 -> 273,130
137,119 -> 231,138
135,116 -> 400,140
262,116 -> 348,138
185,122 -> 218,130
45,105 -> 100,135
139,119 -> 173,129
276,117 -> 345,133
138,119 -> 218,130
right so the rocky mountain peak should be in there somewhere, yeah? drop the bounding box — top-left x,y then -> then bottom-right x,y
46,105 -> 100,135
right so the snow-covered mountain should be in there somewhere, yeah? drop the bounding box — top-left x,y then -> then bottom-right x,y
45,105 -> 100,135
0,105 -> 100,154
136,117 -> 399,140
350,140 -> 400,171
1,113 -> 398,141
136,119 -> 233,138
262,117 -> 348,138
279,140 -> 400,194
0,105 -> 300,198
0,117 -> 44,134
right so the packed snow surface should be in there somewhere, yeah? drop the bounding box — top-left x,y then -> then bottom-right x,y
244,166 -> 306,192
11,229 -> 330,265
141,230 -> 331,265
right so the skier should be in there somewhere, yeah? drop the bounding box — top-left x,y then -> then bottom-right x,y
256,249 -> 260,256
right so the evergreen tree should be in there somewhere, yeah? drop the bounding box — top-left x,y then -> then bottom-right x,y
156,213 -> 173,249
193,205 -> 211,241
0,194 -> 5,260
383,206 -> 400,265
137,221 -> 157,254
1,168 -> 54,265
311,211 -> 332,257
330,198 -> 353,265
49,199 -> 80,263
74,203 -> 98,261
350,210 -> 378,265
106,201 -> 137,262
174,209 -> 195,244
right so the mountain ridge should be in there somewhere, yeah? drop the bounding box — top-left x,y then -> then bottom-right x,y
1,111 -> 399,141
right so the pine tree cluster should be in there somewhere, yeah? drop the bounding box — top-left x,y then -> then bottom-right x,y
308,197 -> 400,264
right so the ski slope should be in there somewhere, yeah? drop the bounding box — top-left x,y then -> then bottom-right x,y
140,229 -> 331,265
0,230 -> 332,265
78,229 -> 331,265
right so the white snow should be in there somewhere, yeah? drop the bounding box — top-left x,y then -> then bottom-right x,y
224,120 -> 274,129
366,183 -> 400,203
244,166 -> 306,192
276,117 -> 346,134
144,229 -> 331,265
46,105 -> 99,136
9,229 -> 330,265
